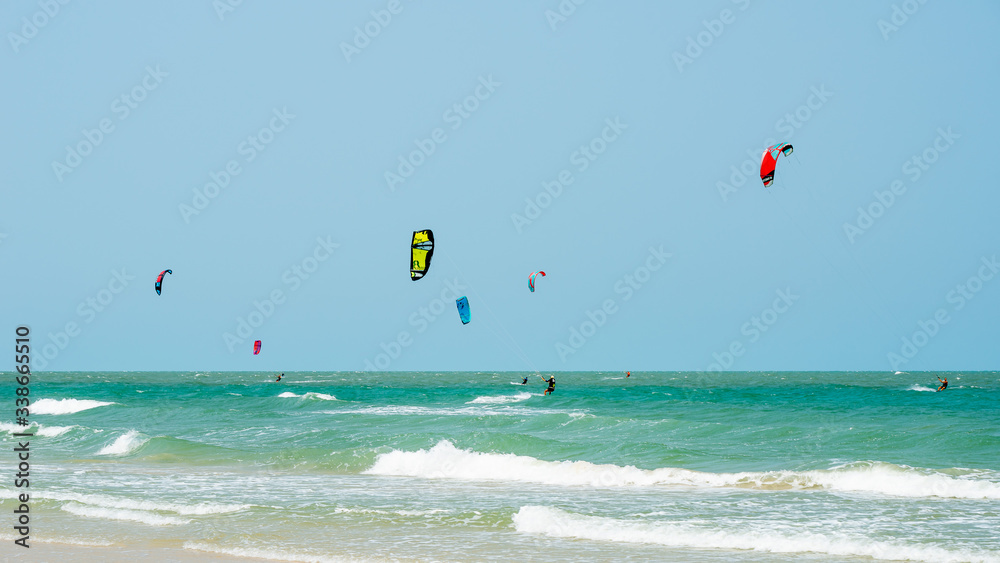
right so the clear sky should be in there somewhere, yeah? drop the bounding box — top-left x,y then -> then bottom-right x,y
3,1 -> 998,372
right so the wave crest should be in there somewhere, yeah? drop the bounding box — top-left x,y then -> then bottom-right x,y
365,441 -> 1000,499
97,430 -> 147,456
467,392 -> 532,404
279,392 -> 337,401
31,398 -> 115,415
0,422 -> 76,437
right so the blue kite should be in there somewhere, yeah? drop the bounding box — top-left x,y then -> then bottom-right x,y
456,296 -> 471,325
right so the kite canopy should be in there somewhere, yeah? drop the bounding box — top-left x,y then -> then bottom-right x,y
456,296 -> 471,325
528,271 -> 546,293
154,269 -> 172,295
253,340 -> 261,355
760,143 -> 793,187
410,230 -> 434,281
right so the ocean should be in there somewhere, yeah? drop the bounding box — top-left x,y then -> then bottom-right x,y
2,371 -> 998,562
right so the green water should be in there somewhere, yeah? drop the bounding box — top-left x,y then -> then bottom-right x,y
2,371 -> 998,562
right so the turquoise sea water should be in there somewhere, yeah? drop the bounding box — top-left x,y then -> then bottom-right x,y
2,371 -> 999,562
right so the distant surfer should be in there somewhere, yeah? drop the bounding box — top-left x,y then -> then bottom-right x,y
936,376 -> 947,392
539,374 -> 555,395
275,373 -> 284,382
626,371 -> 630,378
521,377 -> 528,385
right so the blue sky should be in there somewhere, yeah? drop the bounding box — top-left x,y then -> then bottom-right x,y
3,1 -> 998,372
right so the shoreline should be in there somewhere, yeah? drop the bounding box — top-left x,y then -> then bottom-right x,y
15,541 -> 281,563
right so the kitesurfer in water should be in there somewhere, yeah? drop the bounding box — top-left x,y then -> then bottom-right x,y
539,375 -> 555,395
936,376 -> 947,392
626,371 -> 630,378
521,377 -> 528,385
275,373 -> 284,382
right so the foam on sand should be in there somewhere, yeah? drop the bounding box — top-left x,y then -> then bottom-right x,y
184,542 -> 361,562
366,440 -> 1000,499
61,502 -> 190,526
40,491 -> 249,515
512,506 -> 1000,562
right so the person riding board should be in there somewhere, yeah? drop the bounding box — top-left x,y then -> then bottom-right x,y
539,374 -> 555,395
275,373 -> 284,382
521,377 -> 528,385
936,376 -> 947,392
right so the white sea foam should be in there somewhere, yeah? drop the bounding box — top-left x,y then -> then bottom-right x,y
907,384 -> 936,392
0,534 -> 113,547
96,430 -> 147,456
185,542 -> 364,562
0,422 -> 77,437
61,502 -> 190,526
31,398 -> 115,415
279,392 -> 337,400
322,405 -> 576,418
0,422 -> 26,434
333,507 -> 446,517
366,441 -> 1000,499
37,425 -> 76,437
512,506 -> 1000,562
467,392 -> 532,404
40,491 -> 249,515
38,537 -> 115,547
